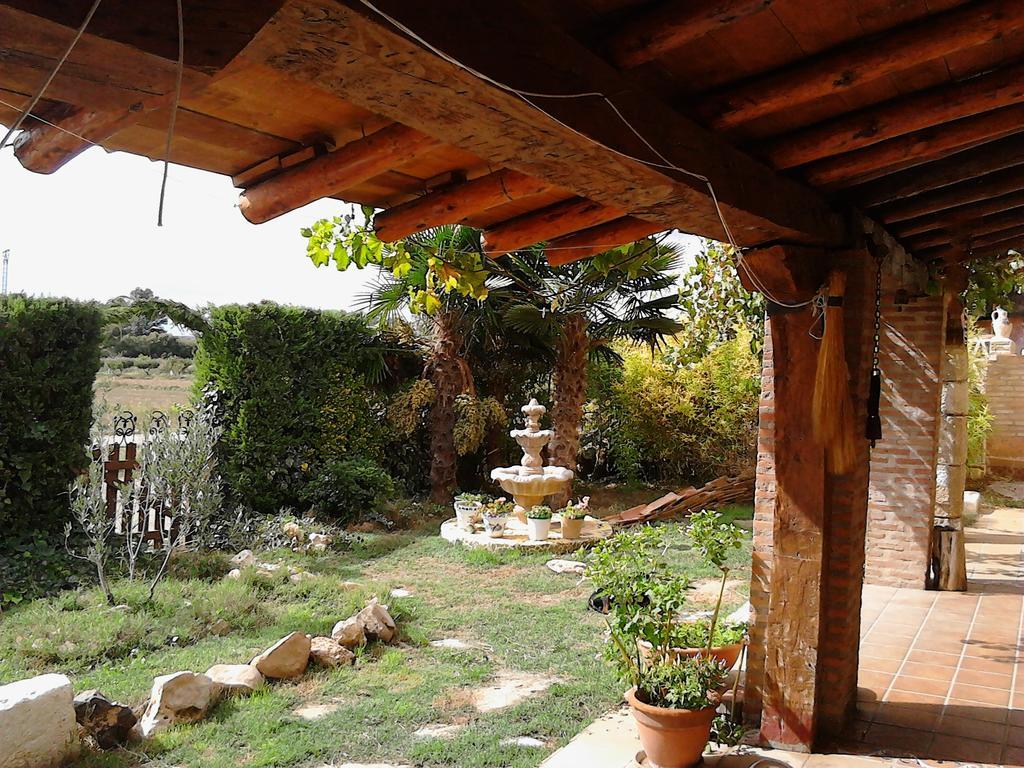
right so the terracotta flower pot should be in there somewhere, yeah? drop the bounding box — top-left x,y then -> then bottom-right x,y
625,687 -> 716,768
560,516 -> 584,540
637,640 -> 744,672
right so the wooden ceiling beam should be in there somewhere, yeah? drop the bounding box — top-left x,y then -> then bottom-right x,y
763,60 -> 1024,170
700,0 -> 1024,130
904,206 -> 1024,251
608,0 -> 774,69
800,106 -> 1024,189
545,217 -> 663,267
893,190 -> 1024,239
927,233 -> 1024,263
876,165 -> 1024,224
482,197 -> 623,255
970,224 -> 1024,250
372,169 -> 553,243
238,123 -> 442,224
856,135 -> 1024,208
239,0 -> 846,247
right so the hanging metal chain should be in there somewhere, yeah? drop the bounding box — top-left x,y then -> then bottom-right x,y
865,250 -> 885,448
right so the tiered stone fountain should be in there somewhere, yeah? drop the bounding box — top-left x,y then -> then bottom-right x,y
440,398 -> 612,550
491,399 -> 573,522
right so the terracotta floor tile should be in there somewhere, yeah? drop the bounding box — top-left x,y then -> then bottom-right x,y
883,689 -> 946,705
906,649 -> 961,667
951,683 -> 1011,706
929,734 -> 1004,763
861,722 -> 933,753
912,638 -> 970,654
944,700 -> 1009,723
859,655 -> 902,674
937,712 -> 1007,742
1015,692 -> 1024,709
1008,725 -> 1024,747
960,654 -> 1016,675
956,668 -> 1014,689
889,676 -> 951,697
873,702 -> 943,730
1010,708 -> 1024,727
1003,745 -> 1024,765
859,643 -> 909,660
856,670 -> 893,690
899,661 -> 957,681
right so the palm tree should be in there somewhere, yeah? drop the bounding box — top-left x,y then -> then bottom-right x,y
501,240 -> 684,506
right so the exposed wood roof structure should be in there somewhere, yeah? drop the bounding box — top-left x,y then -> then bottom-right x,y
3,0 -> 1024,267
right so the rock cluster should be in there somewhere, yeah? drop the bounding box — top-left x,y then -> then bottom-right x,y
1,595 -> 399,762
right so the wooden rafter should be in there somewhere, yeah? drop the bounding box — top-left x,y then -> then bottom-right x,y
904,206 -> 1024,251
373,169 -> 554,243
238,0 -> 846,248
877,165 -> 1024,224
482,197 -> 623,256
857,135 -> 1024,208
800,107 -> 1024,188
763,60 -> 1024,170
608,0 -> 773,69
238,124 -> 441,224
700,0 -> 1024,130
545,217 -> 662,267
893,190 -> 1024,239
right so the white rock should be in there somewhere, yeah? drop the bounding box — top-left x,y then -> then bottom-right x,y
138,671 -> 212,737
282,521 -> 303,540
308,532 -> 332,551
429,638 -> 475,650
257,562 -> 282,573
0,673 -> 79,768
309,636 -> 356,667
356,598 -> 396,643
389,588 -> 412,598
251,631 -> 311,679
501,736 -> 545,748
726,601 -> 752,625
412,723 -> 465,739
339,581 -> 360,590
546,559 -> 586,575
290,571 -> 315,583
205,664 -> 264,698
294,702 -> 340,721
331,617 -> 367,649
226,568 -> 242,580
229,549 -> 256,568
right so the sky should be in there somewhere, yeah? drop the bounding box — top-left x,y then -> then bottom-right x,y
1,139 -> 701,311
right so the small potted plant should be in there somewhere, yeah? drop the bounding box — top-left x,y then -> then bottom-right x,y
586,526 -> 727,768
559,496 -> 589,540
482,497 -> 513,538
526,505 -> 553,541
454,491 -> 485,531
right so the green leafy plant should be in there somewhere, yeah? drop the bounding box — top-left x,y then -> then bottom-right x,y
667,620 -> 745,650
483,497 -> 513,517
685,510 -> 744,654
455,492 -> 486,504
300,458 -> 394,523
527,505 -> 553,520
561,496 -> 590,519
586,526 -> 727,709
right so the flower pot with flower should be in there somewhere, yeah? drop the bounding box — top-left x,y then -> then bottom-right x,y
482,497 -> 513,538
558,496 -> 590,540
526,505 -> 553,541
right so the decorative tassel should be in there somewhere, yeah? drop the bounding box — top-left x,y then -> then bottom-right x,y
812,270 -> 856,475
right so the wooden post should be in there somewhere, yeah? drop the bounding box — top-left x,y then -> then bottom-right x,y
759,303 -> 827,749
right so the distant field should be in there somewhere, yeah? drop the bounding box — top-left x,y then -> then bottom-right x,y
94,374 -> 194,416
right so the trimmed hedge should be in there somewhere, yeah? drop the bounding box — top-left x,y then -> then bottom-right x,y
193,304 -> 391,516
0,296 -> 102,533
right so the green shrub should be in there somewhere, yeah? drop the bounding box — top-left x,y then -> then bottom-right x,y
0,296 -> 102,534
194,304 -> 390,513
300,458 -> 394,522
101,331 -> 196,359
586,332 -> 759,483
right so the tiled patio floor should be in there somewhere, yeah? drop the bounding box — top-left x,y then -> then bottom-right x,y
843,505 -> 1024,764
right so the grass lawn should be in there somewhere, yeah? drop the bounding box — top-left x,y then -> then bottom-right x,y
94,374 -> 194,416
0,514 -> 752,768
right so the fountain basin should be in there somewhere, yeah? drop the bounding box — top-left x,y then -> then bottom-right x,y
491,465 -> 574,521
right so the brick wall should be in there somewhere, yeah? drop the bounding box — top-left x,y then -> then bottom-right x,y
987,353 -> 1024,472
864,295 -> 946,588
746,321 -> 774,726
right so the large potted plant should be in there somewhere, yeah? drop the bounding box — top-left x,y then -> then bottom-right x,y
586,527 -> 727,768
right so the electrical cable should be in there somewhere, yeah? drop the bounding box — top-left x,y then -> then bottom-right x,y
0,0 -> 104,151
355,0 -> 815,309
156,0 -> 184,227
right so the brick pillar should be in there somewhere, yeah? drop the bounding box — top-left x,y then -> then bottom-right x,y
865,295 -> 946,588
747,250 -> 873,749
987,353 -> 1024,472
